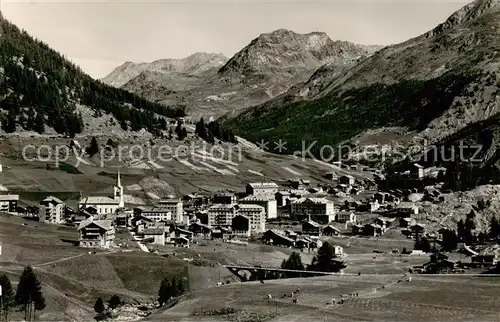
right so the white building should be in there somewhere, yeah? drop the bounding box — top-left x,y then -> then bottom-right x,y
156,198 -> 183,223
336,211 -> 356,224
79,171 -> 124,215
239,195 -> 277,219
0,194 -> 19,214
333,245 -> 344,256
208,204 -> 266,233
137,206 -> 172,222
246,182 -> 279,197
291,197 -> 335,222
39,196 -> 66,224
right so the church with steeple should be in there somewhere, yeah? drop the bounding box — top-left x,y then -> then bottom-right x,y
79,170 -> 124,214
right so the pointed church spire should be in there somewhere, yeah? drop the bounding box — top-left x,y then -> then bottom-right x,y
117,169 -> 121,187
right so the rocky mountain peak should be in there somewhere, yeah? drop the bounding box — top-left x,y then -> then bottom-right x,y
218,29 -> 377,78
428,0 -> 500,36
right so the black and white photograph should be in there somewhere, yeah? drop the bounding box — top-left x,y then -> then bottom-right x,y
0,0 -> 499,321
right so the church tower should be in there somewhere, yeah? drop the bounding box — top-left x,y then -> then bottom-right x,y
114,169 -> 124,208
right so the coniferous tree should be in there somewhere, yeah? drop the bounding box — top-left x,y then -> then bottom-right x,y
86,137 -> 99,156
307,242 -> 346,273
281,252 -> 305,278
33,112 -> 45,134
93,297 -> 105,314
0,273 -> 14,321
1,112 -> 16,133
15,266 -> 45,322
157,277 -> 172,307
107,295 -> 121,310
489,216 -> 500,240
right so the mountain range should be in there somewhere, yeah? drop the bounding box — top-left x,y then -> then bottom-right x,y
222,0 -> 500,165
3,0 -> 500,174
103,29 -> 381,120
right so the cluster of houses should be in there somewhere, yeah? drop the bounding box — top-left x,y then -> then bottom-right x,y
261,220 -> 344,255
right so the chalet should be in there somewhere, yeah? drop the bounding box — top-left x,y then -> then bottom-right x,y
130,214 -> 154,228
175,236 -> 190,248
322,225 -> 341,236
295,239 -> 310,250
189,221 -> 212,237
337,184 -> 351,193
275,191 -> 291,207
400,217 -> 415,228
115,208 -> 133,228
71,208 -> 93,226
39,196 -> 66,224
78,218 -> 115,248
136,221 -> 166,245
232,214 -> 251,238
373,192 -> 387,204
356,200 -> 379,212
324,172 -> 337,180
351,224 -> 364,235
308,187 -> 324,194
363,223 -> 384,237
0,194 -> 19,214
336,211 -> 356,224
396,202 -> 419,217
302,220 -> 321,236
471,254 -> 497,267
246,182 -> 279,197
262,229 -> 294,247
284,230 -> 298,239
338,175 -> 355,186
175,227 -> 194,242
212,226 -> 232,240
288,179 -> 311,190
409,223 -> 426,239
423,253 -> 456,273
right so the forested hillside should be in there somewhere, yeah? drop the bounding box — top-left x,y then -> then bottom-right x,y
0,14 -> 184,136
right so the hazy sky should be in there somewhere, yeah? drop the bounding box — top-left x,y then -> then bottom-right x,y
1,0 -> 469,79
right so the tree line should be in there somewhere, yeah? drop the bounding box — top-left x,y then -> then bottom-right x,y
195,118 -> 237,144
0,266 -> 45,322
0,16 -> 183,137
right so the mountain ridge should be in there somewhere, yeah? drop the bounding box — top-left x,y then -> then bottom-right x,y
222,0 -> 500,161
102,52 -> 228,87
104,29 -> 381,119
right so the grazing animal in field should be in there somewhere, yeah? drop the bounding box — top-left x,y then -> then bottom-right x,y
216,282 -> 222,286
283,293 -> 287,298
295,288 -> 300,293
407,277 -> 412,282
292,299 -> 298,304
268,294 -> 272,299
290,292 -> 294,297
